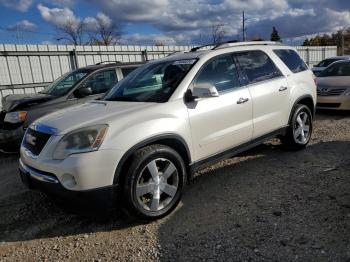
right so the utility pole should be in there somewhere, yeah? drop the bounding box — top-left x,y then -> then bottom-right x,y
242,11 -> 245,42
342,30 -> 345,55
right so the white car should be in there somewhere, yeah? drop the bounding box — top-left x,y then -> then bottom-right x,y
19,41 -> 316,220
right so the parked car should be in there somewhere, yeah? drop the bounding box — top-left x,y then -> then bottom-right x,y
316,60 -> 350,110
19,42 -> 316,220
0,62 -> 143,152
312,56 -> 350,76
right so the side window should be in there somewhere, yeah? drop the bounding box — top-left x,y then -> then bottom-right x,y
234,50 -> 282,84
194,54 -> 241,93
273,49 -> 308,73
121,67 -> 137,78
83,69 -> 118,94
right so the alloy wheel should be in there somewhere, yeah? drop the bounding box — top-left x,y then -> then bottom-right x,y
293,111 -> 311,144
136,158 -> 179,212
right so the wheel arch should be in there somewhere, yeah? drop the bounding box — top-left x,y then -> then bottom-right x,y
289,95 -> 315,124
113,134 -> 192,185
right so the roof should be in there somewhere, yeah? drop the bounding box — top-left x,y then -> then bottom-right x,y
153,41 -> 285,63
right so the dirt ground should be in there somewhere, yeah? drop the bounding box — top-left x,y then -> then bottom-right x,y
0,110 -> 349,262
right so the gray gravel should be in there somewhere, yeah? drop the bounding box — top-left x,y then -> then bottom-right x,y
0,110 -> 349,262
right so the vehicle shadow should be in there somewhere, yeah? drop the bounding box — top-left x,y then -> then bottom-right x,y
157,140 -> 350,261
315,109 -> 350,120
0,140 -> 349,261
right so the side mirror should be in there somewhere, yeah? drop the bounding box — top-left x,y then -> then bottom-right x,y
75,87 -> 93,98
192,84 -> 219,98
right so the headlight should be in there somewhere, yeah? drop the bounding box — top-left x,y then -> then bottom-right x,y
4,111 -> 27,124
344,89 -> 350,96
53,124 -> 108,160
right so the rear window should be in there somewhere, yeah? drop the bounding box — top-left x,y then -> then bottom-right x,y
273,49 -> 308,73
234,50 -> 283,84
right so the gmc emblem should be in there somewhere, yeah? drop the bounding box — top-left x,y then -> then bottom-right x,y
26,133 -> 37,146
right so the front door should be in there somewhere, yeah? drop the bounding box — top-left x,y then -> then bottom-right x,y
186,54 -> 253,162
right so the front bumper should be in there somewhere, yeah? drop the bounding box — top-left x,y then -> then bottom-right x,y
19,159 -> 119,208
317,95 -> 350,110
0,126 -> 24,148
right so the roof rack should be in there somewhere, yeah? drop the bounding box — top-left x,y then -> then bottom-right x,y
190,43 -> 215,52
95,61 -> 121,65
166,51 -> 186,57
213,41 -> 282,50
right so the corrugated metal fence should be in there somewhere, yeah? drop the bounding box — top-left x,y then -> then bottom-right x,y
0,44 -> 337,108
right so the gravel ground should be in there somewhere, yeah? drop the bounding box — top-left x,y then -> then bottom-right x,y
0,110 -> 349,262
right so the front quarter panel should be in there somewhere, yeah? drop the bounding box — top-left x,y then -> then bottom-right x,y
100,99 -> 193,159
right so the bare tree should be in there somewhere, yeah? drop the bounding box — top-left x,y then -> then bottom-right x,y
56,19 -> 85,45
211,23 -> 226,44
88,14 -> 121,46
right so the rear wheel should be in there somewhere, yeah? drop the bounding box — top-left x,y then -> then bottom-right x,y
282,104 -> 313,150
123,144 -> 186,220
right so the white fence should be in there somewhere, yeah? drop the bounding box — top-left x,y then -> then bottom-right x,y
0,44 -> 337,109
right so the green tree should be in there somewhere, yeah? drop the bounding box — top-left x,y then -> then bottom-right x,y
270,26 -> 281,42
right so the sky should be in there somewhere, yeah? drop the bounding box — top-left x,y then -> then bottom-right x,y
0,0 -> 349,46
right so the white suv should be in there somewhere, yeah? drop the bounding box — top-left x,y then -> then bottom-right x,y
19,42 -> 316,220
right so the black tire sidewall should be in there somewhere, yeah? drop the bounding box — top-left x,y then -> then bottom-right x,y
124,145 -> 186,220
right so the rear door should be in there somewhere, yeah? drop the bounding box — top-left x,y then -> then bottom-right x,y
187,54 -> 253,162
234,50 -> 290,138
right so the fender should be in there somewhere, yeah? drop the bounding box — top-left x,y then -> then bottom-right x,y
113,133 -> 191,185
288,94 -> 315,124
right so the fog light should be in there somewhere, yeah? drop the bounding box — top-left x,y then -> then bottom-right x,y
61,174 -> 77,188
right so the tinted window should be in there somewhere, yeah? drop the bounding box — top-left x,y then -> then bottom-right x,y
194,54 -> 240,92
273,49 -> 308,73
83,69 -> 118,94
319,62 -> 350,77
235,50 -> 282,84
121,67 -> 137,77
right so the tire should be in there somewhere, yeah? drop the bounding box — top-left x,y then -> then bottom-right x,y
123,144 -> 186,220
282,104 -> 313,150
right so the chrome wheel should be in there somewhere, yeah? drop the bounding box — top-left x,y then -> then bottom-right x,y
293,111 -> 311,144
136,158 -> 179,212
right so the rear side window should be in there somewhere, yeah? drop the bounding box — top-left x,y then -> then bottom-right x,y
234,50 -> 282,84
121,67 -> 137,77
273,49 -> 308,73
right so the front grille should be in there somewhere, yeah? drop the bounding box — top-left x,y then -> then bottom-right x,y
23,128 -> 51,156
317,88 -> 346,96
317,103 -> 341,108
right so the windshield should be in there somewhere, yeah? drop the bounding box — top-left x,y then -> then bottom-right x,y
39,69 -> 91,96
104,59 -> 197,103
319,62 -> 350,77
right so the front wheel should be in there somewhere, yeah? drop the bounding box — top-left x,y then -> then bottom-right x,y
123,144 -> 186,220
282,104 -> 313,150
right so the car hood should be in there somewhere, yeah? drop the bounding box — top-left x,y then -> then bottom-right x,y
34,100 -> 154,135
1,93 -> 54,112
316,76 -> 350,89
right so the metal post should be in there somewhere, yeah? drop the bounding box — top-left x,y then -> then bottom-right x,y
306,47 -> 310,66
141,49 -> 148,62
342,32 -> 345,56
69,49 -> 79,70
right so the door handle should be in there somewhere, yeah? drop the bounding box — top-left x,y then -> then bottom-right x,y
237,97 -> 249,104
279,86 -> 288,92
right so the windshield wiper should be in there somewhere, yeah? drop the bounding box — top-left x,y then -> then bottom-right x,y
106,96 -> 140,102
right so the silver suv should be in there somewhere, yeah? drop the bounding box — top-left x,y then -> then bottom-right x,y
19,41 -> 316,220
